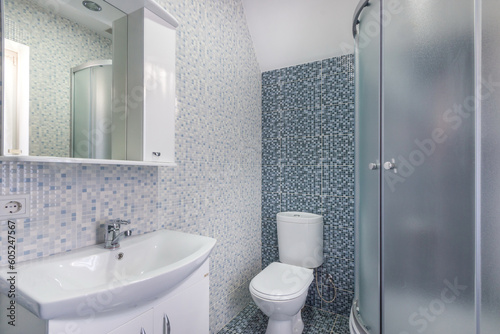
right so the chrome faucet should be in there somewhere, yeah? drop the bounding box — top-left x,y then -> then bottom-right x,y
104,218 -> 132,249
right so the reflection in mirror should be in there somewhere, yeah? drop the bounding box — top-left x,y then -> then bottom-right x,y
3,0 -> 126,158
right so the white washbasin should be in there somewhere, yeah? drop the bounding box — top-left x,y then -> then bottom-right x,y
0,229 -> 216,320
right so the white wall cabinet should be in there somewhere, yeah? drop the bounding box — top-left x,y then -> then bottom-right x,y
0,260 -> 210,334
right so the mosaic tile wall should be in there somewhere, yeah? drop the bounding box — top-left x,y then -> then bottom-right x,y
4,0 -> 113,157
261,54 -> 355,316
0,1 -> 261,333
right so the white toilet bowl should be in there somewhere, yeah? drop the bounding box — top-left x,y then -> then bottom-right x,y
249,262 -> 313,334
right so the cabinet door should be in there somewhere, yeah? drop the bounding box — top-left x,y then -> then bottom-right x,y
154,277 -> 209,334
107,309 -> 154,334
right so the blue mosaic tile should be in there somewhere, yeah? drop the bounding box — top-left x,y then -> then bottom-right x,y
262,69 -> 281,86
262,111 -> 282,139
322,165 -> 354,197
323,135 -> 355,166
262,166 -> 281,193
283,166 -> 321,195
262,192 -> 281,219
261,55 -> 355,318
218,304 -> 337,334
319,257 -> 355,292
330,226 -> 355,260
301,306 -> 337,333
283,108 -> 321,138
306,278 -> 323,308
322,54 -> 354,76
322,196 -> 354,229
262,138 -> 281,165
262,84 -> 282,112
282,137 -> 322,165
281,61 -> 321,83
261,219 -> 278,246
282,77 -> 321,111
321,288 -> 354,317
333,315 -> 350,334
322,103 -> 354,136
262,242 -> 279,269
321,72 -> 354,107
218,303 -> 268,334
280,193 -> 322,215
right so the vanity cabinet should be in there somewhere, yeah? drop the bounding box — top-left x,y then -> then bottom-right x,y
108,309 -> 154,334
153,273 -> 209,333
0,260 -> 210,334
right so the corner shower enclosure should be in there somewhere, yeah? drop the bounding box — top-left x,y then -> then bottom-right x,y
351,0 -> 500,333
71,60 -> 112,159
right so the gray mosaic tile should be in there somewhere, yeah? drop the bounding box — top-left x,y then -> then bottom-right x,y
261,219 -> 278,246
330,226 -> 355,260
262,243 -> 279,269
321,54 -> 354,76
322,103 -> 354,136
261,54 -> 355,318
282,137 -> 322,165
306,278 -> 323,308
218,303 -> 268,334
283,108 -> 321,138
281,193 -> 322,215
322,196 -> 354,228
322,165 -> 354,197
283,165 -> 322,195
282,77 -> 321,111
262,69 -> 281,86
321,288 -> 354,317
262,83 -> 282,112
323,135 -> 355,166
262,111 -> 282,139
319,257 -> 355,292
262,192 -> 281,219
281,61 -> 321,83
332,315 -> 350,334
218,304 -> 337,334
262,166 -> 281,193
301,306 -> 337,333
321,72 -> 355,107
262,138 -> 281,165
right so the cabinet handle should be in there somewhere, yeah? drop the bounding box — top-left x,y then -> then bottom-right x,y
140,328 -> 146,334
163,314 -> 171,334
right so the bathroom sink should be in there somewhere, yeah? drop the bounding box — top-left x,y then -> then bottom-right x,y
0,229 -> 216,320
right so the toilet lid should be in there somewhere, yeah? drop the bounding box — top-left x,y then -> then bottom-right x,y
250,262 -> 313,300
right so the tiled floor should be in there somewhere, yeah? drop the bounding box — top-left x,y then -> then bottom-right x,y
218,303 -> 350,334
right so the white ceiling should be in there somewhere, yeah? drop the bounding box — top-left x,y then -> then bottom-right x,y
242,0 -> 358,72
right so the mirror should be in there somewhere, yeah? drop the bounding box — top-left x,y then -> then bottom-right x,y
3,0 -> 127,159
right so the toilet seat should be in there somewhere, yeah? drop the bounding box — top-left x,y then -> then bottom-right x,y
250,262 -> 313,301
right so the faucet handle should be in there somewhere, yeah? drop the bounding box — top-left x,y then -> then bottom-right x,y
112,218 -> 131,225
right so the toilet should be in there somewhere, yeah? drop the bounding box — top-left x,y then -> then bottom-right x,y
250,212 -> 323,334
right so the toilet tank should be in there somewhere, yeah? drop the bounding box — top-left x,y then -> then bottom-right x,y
277,212 -> 323,268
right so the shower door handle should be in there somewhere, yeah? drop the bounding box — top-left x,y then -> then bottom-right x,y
383,160 -> 396,170
368,162 -> 379,170
352,0 -> 370,38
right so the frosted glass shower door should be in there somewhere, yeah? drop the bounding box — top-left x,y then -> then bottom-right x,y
354,0 -> 381,333
71,61 -> 112,159
381,1 -> 476,333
